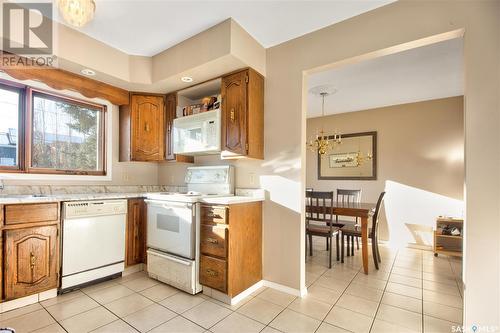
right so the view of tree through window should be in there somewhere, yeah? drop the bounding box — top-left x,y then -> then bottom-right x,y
31,94 -> 103,172
0,87 -> 20,168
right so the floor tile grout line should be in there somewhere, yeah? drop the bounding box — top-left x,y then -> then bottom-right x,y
88,318 -> 140,333
0,303 -> 52,326
81,279 -> 187,333
26,306 -> 69,333
11,250 -> 462,333
311,245 -> 366,333
366,247 -> 398,333
40,296 -> 102,327
422,248 -> 425,333
36,275 -> 168,333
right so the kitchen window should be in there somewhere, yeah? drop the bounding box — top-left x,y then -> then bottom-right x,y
0,81 -> 107,175
0,84 -> 22,171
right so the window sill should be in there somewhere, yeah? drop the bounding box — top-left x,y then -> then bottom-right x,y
0,172 -> 112,182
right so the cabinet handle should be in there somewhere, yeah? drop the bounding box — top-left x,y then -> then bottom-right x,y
30,252 -> 36,269
206,269 -> 218,277
230,108 -> 235,122
145,123 -> 150,132
206,237 -> 218,244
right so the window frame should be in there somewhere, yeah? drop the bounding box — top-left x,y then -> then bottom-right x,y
0,80 -> 26,173
0,81 -> 107,176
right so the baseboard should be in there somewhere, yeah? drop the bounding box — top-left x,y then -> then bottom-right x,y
263,280 -> 307,297
123,263 -> 144,276
0,288 -> 57,313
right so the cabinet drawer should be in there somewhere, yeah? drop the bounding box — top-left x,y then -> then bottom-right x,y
200,255 -> 227,293
200,224 -> 228,258
201,205 -> 227,225
5,203 -> 59,225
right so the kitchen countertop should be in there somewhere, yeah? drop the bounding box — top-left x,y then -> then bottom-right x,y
0,191 -> 265,205
0,192 -> 148,205
201,196 -> 264,205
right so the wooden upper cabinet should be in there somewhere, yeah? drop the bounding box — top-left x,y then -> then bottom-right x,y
221,68 -> 264,159
131,95 -> 165,161
222,70 -> 248,156
120,93 -> 165,161
4,225 -> 59,300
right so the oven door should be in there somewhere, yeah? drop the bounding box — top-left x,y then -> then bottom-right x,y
145,200 -> 195,259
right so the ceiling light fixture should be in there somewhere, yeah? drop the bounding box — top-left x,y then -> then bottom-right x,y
58,0 -> 96,28
181,76 -> 193,83
81,68 -> 96,76
306,85 -> 341,157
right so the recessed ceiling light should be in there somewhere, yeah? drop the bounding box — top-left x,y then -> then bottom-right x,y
181,76 -> 193,83
81,68 -> 96,76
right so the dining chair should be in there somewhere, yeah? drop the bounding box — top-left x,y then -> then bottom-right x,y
341,191 -> 386,269
305,191 -> 339,268
335,189 -> 362,256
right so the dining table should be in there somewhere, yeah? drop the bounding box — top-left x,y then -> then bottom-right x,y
332,202 -> 376,274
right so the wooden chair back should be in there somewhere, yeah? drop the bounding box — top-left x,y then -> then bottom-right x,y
305,191 -> 334,232
336,189 -> 361,204
336,189 -> 362,225
371,192 -> 386,238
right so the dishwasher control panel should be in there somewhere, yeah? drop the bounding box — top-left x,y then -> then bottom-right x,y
64,200 -> 127,218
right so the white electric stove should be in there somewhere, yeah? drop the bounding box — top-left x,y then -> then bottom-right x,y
145,165 -> 234,294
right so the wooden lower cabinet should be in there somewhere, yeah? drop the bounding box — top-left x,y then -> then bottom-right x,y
126,198 -> 147,266
4,225 -> 59,300
199,201 -> 262,297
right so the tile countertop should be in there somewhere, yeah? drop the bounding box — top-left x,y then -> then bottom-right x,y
0,189 -> 265,205
0,192 -> 149,205
200,196 -> 264,205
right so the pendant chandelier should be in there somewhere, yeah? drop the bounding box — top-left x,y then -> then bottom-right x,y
307,86 -> 341,156
58,0 -> 96,28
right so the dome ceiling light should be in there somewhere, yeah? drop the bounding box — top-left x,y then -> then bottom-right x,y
58,0 -> 96,28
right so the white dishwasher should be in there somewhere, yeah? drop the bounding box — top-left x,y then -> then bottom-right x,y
62,200 -> 127,290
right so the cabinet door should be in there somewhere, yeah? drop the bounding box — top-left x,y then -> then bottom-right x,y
165,93 -> 176,161
131,95 -> 165,161
4,225 -> 59,300
126,199 -> 146,266
221,70 -> 248,156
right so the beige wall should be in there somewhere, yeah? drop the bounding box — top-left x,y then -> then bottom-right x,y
306,97 -> 464,245
264,0 -> 499,326
2,0 -> 499,325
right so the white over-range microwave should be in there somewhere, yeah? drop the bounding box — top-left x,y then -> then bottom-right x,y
173,109 -> 221,155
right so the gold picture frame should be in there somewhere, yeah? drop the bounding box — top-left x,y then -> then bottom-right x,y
318,131 -> 377,180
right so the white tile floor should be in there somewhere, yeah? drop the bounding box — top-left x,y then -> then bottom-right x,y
0,239 -> 463,333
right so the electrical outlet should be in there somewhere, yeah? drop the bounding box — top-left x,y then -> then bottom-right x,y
249,172 -> 255,185
122,172 -> 130,182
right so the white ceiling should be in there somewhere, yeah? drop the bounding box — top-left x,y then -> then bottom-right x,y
307,38 -> 464,118
56,0 -> 395,56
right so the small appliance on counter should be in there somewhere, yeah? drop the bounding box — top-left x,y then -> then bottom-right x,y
145,165 -> 234,294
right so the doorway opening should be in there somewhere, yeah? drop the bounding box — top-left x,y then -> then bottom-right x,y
302,34 -> 465,331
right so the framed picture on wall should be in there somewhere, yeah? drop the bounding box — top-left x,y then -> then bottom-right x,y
318,131 -> 377,180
